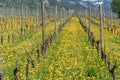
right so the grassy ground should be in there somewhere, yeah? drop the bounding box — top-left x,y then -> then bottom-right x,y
0,17 -> 116,80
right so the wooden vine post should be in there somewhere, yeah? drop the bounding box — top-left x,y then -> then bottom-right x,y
0,8 -> 2,24
41,0 -> 45,54
4,5 -> 7,29
0,73 -> 4,80
85,9 -> 87,24
109,6 -> 112,33
0,49 -> 3,80
26,58 -> 30,79
12,33 -> 15,43
88,5 -> 91,39
14,67 -> 18,80
54,5 -> 58,38
99,4 -> 104,54
62,8 -> 65,24
60,8 -> 62,31
103,12 -> 105,29
8,34 -> 10,43
50,10 -> 53,22
12,6 -> 14,29
113,17 -> 116,34
36,6 -> 39,29
37,47 -> 40,62
68,8 -> 70,19
21,2 -> 24,36
14,51 -> 19,80
1,36 -> 4,45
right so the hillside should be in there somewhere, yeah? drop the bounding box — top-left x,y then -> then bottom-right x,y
0,0 -> 86,15
0,0 -> 112,15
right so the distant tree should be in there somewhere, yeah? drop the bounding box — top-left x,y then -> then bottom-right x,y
111,0 -> 120,18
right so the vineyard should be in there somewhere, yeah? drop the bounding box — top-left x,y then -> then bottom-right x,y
0,1 -> 120,80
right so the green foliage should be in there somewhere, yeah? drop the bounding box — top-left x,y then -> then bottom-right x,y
111,0 -> 120,18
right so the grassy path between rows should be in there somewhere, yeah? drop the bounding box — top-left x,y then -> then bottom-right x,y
39,17 -> 110,80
